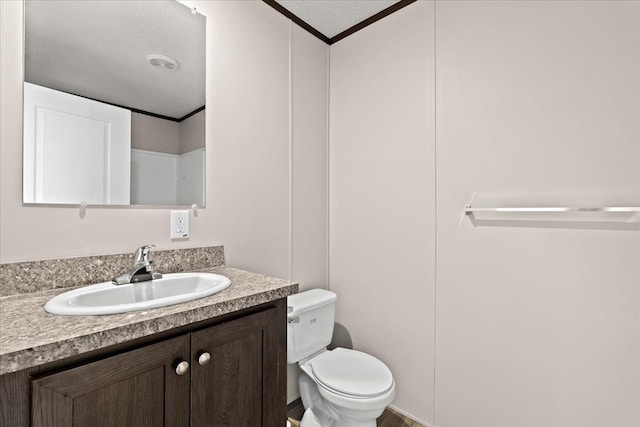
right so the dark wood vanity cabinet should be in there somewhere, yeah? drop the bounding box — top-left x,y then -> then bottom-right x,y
10,302 -> 286,427
191,308 -> 280,427
31,335 -> 191,427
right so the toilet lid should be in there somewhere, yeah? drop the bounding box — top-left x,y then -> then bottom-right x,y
309,348 -> 393,397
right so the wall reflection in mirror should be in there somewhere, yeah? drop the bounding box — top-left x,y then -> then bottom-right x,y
23,0 -> 206,207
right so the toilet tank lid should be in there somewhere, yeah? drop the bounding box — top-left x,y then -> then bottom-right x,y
287,289 -> 336,317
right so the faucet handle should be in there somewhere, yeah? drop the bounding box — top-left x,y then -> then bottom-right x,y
133,245 -> 155,264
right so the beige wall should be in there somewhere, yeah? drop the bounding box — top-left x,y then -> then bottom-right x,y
131,112 -> 181,154
329,0 -> 639,426
201,0 -> 291,278
131,108 -> 204,155
291,24 -> 328,293
287,23 -> 330,403
179,109 -> 205,154
0,0 -> 328,288
329,2 -> 436,424
434,2 -> 640,426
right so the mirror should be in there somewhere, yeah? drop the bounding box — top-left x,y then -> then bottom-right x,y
23,0 -> 206,207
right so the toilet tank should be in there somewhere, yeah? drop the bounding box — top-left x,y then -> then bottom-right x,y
287,289 -> 337,364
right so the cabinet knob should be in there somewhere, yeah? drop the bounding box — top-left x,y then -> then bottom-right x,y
198,352 -> 211,366
175,360 -> 190,375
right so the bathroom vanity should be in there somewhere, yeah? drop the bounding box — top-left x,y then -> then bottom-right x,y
0,265 -> 297,426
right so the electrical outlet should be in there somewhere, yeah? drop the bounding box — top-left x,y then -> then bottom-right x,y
170,210 -> 189,239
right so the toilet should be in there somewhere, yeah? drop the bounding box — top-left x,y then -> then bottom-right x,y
287,289 -> 395,427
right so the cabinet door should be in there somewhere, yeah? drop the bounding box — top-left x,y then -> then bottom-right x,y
191,307 -> 285,427
31,335 -> 190,427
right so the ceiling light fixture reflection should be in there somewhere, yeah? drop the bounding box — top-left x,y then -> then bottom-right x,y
146,54 -> 180,71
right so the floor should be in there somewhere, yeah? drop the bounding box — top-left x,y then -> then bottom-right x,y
287,399 -> 425,427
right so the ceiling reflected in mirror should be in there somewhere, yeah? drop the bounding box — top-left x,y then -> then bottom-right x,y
25,0 -> 205,119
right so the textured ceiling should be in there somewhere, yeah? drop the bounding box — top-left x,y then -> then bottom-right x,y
25,0 -> 205,119
275,0 -> 400,39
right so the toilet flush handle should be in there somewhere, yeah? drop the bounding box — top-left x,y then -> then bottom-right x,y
288,316 -> 300,324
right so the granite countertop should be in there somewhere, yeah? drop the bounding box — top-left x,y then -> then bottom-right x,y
0,266 -> 298,376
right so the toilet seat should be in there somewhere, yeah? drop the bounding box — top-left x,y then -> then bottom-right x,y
306,348 -> 394,398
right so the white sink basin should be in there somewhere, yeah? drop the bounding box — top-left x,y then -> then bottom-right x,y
44,272 -> 231,315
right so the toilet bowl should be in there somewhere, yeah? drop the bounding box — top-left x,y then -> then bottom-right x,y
287,289 -> 396,427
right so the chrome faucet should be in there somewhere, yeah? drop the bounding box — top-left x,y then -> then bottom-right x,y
112,245 -> 163,285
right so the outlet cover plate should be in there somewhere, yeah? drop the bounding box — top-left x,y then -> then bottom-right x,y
170,210 -> 189,239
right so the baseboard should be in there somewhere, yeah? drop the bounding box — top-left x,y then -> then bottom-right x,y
386,405 -> 433,427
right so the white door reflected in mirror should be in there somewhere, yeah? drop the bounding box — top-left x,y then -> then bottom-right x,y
23,83 -> 131,205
